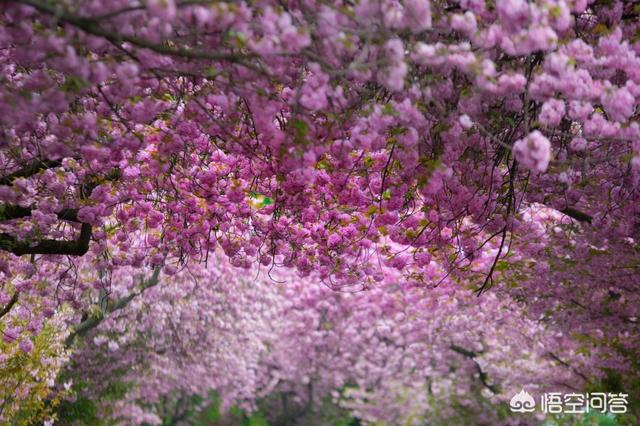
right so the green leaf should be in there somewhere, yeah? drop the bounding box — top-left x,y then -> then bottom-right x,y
494,260 -> 510,271
246,412 -> 269,426
62,75 -> 89,93
381,103 -> 400,116
290,118 -> 308,137
205,67 -> 219,78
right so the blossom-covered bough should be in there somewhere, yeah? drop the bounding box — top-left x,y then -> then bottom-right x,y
60,261 -> 587,425
0,0 -> 639,423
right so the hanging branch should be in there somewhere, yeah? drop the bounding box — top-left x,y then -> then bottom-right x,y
64,267 -> 161,347
450,344 -> 501,395
0,205 -> 81,223
0,223 -> 92,256
0,292 -> 18,320
7,0 -> 263,72
0,159 -> 62,186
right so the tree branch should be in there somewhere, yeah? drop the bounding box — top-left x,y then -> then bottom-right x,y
0,223 -> 91,256
9,0 -> 262,71
91,0 -> 223,21
65,267 -> 161,347
450,344 -> 501,394
0,166 -> 120,256
547,351 -> 590,383
0,292 -> 18,320
560,207 -> 592,224
0,205 -> 80,222
0,159 -> 62,186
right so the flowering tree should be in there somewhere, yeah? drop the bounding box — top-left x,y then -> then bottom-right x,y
258,272 -> 592,425
0,311 -> 69,425
0,0 -> 639,423
60,260 -> 587,425
57,262 -> 278,425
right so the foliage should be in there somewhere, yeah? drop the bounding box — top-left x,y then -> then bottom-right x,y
0,0 -> 639,424
0,318 -> 69,425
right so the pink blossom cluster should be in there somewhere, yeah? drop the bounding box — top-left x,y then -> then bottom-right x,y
64,258 -> 586,425
512,130 -> 552,172
0,0 -> 639,422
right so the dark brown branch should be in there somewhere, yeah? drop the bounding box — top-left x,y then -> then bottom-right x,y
0,292 -> 18,320
10,0 -> 262,71
0,159 -> 62,186
64,267 -> 161,347
450,344 -> 478,358
0,205 -> 80,222
92,0 -> 224,21
476,160 -> 518,295
560,207 -> 593,224
0,223 -> 91,256
450,344 -> 501,394
547,351 -> 590,383
0,167 -> 120,256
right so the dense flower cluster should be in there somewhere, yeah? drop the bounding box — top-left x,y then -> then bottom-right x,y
0,311 -> 70,425
0,0 -> 639,423
64,258 -> 585,425
62,262 -> 277,424
512,130 -> 552,172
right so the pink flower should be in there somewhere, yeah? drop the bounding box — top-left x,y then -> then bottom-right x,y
147,0 -> 177,21
497,0 -> 530,33
404,0 -> 432,31
380,39 -> 407,92
570,137 -> 587,151
512,130 -> 552,173
568,101 -> 593,120
548,2 -> 572,32
327,233 -> 342,249
3,327 -> 19,343
451,12 -> 477,35
538,99 -> 565,128
568,0 -> 589,13
19,339 -> 34,353
78,206 -> 100,225
414,251 -> 432,266
602,86 -> 635,122
389,255 -> 408,270
459,114 -> 473,129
